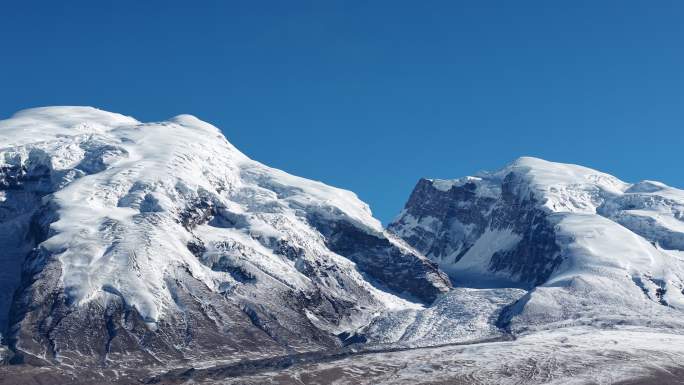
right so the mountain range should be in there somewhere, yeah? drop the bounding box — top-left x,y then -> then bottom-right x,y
1,107 -> 683,385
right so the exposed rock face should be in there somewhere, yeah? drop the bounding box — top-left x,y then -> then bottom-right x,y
309,215 -> 450,303
390,171 -> 564,288
0,107 -> 450,368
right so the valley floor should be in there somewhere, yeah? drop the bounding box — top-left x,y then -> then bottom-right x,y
3,326 -> 684,385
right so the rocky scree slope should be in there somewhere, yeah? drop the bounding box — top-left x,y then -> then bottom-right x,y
0,106 -> 450,368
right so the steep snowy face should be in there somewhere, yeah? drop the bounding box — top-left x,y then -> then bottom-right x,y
390,157 -> 684,329
0,107 -> 449,366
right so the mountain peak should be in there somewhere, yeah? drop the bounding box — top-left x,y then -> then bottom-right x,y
0,106 -> 450,366
391,157 -> 684,333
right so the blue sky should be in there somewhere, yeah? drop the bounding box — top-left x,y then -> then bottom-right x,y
1,1 -> 682,223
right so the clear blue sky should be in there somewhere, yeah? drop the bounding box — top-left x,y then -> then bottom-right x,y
1,1 -> 682,223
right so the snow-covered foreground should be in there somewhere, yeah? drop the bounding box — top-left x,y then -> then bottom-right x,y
2,327 -> 683,384
194,327 -> 684,385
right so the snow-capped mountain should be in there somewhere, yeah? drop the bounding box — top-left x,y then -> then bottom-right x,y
0,106 -> 450,368
390,157 -> 684,334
